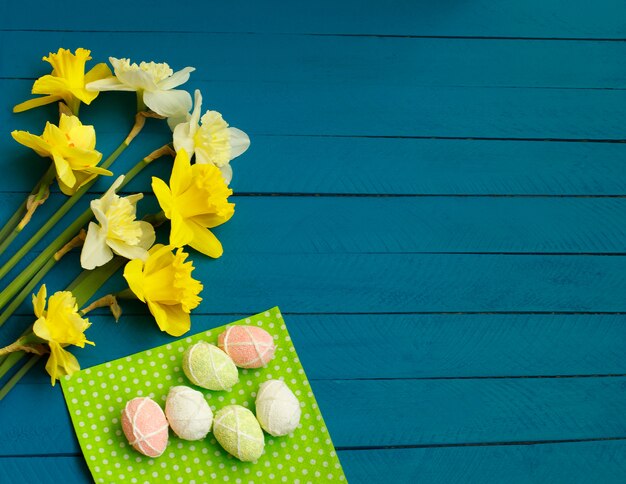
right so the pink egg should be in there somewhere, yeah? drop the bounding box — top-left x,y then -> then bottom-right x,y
121,397 -> 169,457
218,325 -> 276,368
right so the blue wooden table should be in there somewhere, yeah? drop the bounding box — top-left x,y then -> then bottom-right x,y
1,1 -> 626,482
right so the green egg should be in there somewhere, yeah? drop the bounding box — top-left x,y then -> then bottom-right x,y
182,341 -> 239,391
213,405 -> 265,462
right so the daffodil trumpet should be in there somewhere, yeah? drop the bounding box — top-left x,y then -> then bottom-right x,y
13,48 -> 112,115
0,145 -> 175,316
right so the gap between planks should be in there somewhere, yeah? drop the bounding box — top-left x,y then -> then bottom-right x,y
3,29 -> 626,42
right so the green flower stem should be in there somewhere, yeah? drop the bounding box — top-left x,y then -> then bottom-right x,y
0,140 -> 129,284
71,257 -> 125,309
0,355 -> 41,401
0,164 -> 57,258
0,351 -> 25,381
0,144 -> 173,313
0,257 -> 56,328
0,257 -> 127,399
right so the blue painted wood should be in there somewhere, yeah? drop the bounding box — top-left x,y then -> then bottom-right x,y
2,194 -> 626,255
0,1 -> 625,482
1,1 -> 625,39
4,79 -> 626,140
339,440 -> 626,483
2,253 -> 626,316
4,135 -> 626,196
2,377 -> 626,455
4,33 -> 626,89
4,441 -> 626,484
1,313 -> 625,382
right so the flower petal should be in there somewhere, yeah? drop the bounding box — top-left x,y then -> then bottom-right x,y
112,59 -> 159,91
32,285 -> 47,319
157,66 -> 195,90
46,342 -> 80,386
136,221 -> 157,250
33,316 -> 51,342
170,210 -> 194,248
123,259 -> 146,302
173,121 -> 196,158
170,149 -> 192,195
31,74 -> 70,95
86,77 -> 135,92
107,239 -> 149,262
11,130 -> 51,157
187,221 -> 224,258
228,127 -> 251,159
52,153 -> 77,189
147,301 -> 191,336
84,63 -> 113,85
152,177 -> 173,216
219,163 -> 233,185
143,89 -> 192,117
13,95 -> 62,113
80,222 -> 114,270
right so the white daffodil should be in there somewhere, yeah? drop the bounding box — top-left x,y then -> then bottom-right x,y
173,90 -> 250,184
80,176 -> 156,270
86,57 -> 195,118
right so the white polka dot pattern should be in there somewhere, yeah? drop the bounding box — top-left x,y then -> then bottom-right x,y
60,307 -> 346,483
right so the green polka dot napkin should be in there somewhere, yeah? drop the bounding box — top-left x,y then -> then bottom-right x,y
61,307 -> 346,483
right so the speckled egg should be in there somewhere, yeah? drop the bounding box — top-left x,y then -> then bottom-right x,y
121,397 -> 169,457
218,325 -> 276,368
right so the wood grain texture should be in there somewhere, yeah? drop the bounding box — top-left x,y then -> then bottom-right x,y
2,253 -> 626,316
4,440 -> 626,484
2,377 -> 626,456
2,313 -> 626,383
339,440 -> 626,484
4,79 -> 626,140
1,194 -> 626,255
0,2 -> 624,482
5,133 -> 626,196
4,33 -> 626,89
1,1 -> 625,39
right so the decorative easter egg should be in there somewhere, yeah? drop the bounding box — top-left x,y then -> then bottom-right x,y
165,386 -> 214,441
218,325 -> 276,368
182,342 -> 239,391
121,397 -> 169,457
255,380 -> 301,436
213,405 -> 265,462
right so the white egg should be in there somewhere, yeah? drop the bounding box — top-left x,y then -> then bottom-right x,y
255,380 -> 301,436
165,385 -> 213,440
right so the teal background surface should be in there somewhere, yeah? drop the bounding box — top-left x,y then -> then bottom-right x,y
1,1 -> 626,482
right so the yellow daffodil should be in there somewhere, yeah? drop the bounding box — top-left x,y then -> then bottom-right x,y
14,48 -> 112,115
152,149 -> 234,258
11,114 -> 111,195
86,57 -> 194,118
31,285 -> 94,385
80,175 -> 156,270
123,244 -> 202,336
173,90 -> 250,184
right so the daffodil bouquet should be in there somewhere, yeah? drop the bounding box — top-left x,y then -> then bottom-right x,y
0,48 -> 250,398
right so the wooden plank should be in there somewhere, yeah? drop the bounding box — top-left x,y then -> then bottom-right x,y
3,313 -> 626,382
2,194 -> 626,256
4,33 -> 626,89
4,133 -> 626,196
5,440 -> 626,484
4,79 -> 626,140
1,1 -> 625,39
339,440 -> 626,483
2,377 -> 626,455
2,253 -> 626,315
